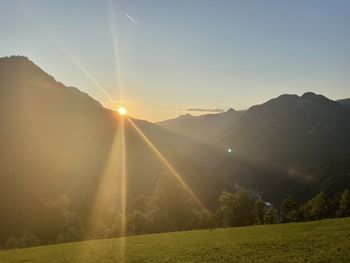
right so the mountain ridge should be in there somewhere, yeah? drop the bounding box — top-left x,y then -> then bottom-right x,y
157,108 -> 244,143
220,92 -> 350,168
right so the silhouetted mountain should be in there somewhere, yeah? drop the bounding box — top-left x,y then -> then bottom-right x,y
0,56 -> 226,242
157,108 -> 244,143
337,99 -> 350,111
220,92 -> 350,168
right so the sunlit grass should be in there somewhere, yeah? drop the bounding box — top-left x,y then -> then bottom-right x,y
1,218 -> 350,263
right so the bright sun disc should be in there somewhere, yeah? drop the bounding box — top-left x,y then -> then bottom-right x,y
117,106 -> 127,116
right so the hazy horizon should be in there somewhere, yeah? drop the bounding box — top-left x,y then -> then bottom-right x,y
1,0 -> 350,121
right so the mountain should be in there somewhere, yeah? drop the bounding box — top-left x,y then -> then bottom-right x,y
0,56 -> 227,243
337,99 -> 350,111
157,109 -> 244,143
317,154 -> 350,194
220,92 -> 350,169
0,56 -> 349,245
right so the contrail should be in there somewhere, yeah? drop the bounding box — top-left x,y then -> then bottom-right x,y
124,12 -> 138,24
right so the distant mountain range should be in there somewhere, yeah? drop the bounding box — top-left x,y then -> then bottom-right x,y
220,92 -> 350,168
157,108 -> 244,143
0,55 -> 349,243
161,92 -> 350,168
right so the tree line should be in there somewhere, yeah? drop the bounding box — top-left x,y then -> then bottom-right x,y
2,173 -> 350,250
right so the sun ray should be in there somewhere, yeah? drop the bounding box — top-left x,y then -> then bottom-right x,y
127,117 -> 207,211
37,23 -> 114,102
118,116 -> 127,237
119,116 -> 127,263
84,125 -> 120,231
72,114 -> 127,262
108,0 -> 123,102
61,49 -> 115,102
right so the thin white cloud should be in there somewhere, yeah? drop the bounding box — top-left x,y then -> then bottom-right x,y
185,108 -> 225,113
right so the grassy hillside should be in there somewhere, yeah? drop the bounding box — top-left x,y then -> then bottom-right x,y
1,218 -> 350,263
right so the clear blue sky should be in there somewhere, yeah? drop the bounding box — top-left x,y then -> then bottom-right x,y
1,0 -> 350,121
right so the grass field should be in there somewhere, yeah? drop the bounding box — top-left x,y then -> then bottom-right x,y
1,218 -> 350,263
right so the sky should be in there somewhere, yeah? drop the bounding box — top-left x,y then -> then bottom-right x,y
1,0 -> 350,121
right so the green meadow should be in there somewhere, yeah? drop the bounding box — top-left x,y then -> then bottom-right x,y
1,217 -> 349,263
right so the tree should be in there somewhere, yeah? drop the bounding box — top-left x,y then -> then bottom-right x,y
192,210 -> 216,229
303,192 -> 330,220
218,190 -> 255,227
264,207 -> 278,224
147,173 -> 198,232
254,199 -> 266,225
337,189 -> 350,217
34,194 -> 77,243
16,231 -> 40,248
63,226 -> 80,242
92,223 -> 109,239
280,195 -> 298,222
130,195 -> 147,213
5,237 -> 17,249
103,205 -> 122,238
128,210 -> 150,235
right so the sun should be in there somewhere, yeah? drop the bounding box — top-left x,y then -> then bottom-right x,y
117,106 -> 127,116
